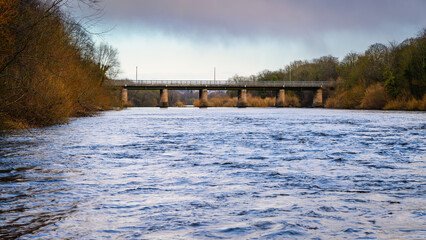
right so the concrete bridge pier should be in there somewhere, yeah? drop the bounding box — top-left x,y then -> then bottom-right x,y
199,89 -> 208,108
313,89 -> 323,107
121,88 -> 128,105
276,89 -> 285,107
237,89 -> 248,108
159,89 -> 168,108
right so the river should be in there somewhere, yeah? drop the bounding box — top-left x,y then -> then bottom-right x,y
0,108 -> 425,239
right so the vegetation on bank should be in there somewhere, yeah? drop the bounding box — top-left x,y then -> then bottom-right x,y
128,90 -> 300,108
0,0 -> 120,129
230,29 -> 425,110
192,93 -> 300,108
127,90 -> 199,107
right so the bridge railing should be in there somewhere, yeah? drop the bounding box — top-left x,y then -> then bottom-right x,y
110,80 -> 336,88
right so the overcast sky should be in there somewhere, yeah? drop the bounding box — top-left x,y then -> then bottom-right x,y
76,0 -> 426,80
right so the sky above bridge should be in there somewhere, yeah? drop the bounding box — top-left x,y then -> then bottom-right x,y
74,0 -> 426,80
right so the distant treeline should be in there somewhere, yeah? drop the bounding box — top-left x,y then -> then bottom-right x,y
0,0 -> 120,129
231,29 -> 426,110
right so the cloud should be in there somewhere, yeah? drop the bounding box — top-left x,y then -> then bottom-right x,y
100,0 -> 426,39
72,0 -> 425,80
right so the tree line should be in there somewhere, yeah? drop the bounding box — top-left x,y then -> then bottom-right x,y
230,29 -> 425,110
0,0 -> 121,129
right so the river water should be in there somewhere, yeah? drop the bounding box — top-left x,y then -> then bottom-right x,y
0,108 -> 425,239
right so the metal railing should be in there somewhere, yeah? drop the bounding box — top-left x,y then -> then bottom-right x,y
110,80 -> 335,88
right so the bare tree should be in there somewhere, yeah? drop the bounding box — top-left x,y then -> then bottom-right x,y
95,43 -> 120,85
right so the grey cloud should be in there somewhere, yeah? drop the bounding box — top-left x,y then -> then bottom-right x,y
100,0 -> 425,38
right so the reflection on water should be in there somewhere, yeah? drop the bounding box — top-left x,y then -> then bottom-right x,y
0,108 -> 425,239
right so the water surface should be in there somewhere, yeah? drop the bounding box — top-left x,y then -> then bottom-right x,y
1,108 -> 425,239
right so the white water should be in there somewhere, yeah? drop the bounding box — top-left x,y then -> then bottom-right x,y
1,108 -> 425,239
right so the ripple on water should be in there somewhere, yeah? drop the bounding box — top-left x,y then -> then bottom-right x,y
0,108 -> 425,239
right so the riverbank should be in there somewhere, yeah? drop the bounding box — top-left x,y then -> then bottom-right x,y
176,92 -> 425,110
0,0 -> 121,130
325,83 -> 426,111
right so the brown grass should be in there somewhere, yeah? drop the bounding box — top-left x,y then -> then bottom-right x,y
325,85 -> 365,109
194,96 -> 238,107
284,94 -> 301,107
192,94 -> 301,107
326,83 -> 425,111
384,94 -> 426,111
360,83 -> 387,109
174,101 -> 186,107
193,99 -> 200,107
247,96 -> 275,107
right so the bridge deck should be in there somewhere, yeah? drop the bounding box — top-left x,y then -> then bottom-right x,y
110,80 -> 335,90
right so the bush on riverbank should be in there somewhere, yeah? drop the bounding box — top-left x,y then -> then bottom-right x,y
191,94 -> 300,107
324,85 -> 365,109
360,83 -> 387,109
383,95 -> 426,111
0,0 -> 120,129
193,95 -> 238,107
247,96 -> 275,107
325,83 -> 426,111
174,101 -> 186,107
284,93 -> 301,107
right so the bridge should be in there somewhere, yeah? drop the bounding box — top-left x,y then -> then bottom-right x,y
110,80 -> 336,108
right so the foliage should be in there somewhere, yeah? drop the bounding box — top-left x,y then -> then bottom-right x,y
360,83 -> 387,109
384,94 -> 426,111
174,101 -> 186,107
383,70 -> 398,98
0,0 -> 120,129
284,93 -> 301,107
128,90 -> 198,107
244,55 -> 339,83
193,95 -> 237,107
235,29 -> 425,111
325,85 -> 365,109
247,96 -> 275,107
128,90 -> 159,107
192,93 -> 301,108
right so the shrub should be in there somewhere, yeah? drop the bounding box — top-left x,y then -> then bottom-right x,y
193,99 -> 200,107
421,95 -> 426,111
325,85 -> 365,109
0,0 -> 120,129
384,95 -> 426,111
223,97 -> 238,107
174,101 -> 186,107
193,95 -> 275,107
284,94 -> 300,107
247,96 -> 275,107
383,98 -> 406,110
360,83 -> 387,109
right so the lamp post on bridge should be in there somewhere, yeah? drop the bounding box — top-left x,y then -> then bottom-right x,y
283,66 -> 286,86
214,67 -> 216,84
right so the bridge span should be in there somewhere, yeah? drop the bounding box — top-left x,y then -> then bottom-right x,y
110,80 -> 336,108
